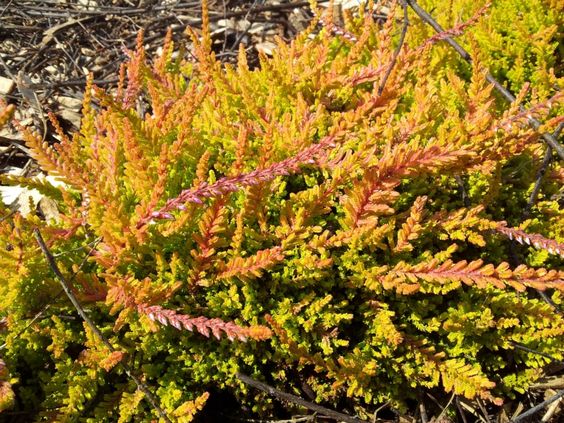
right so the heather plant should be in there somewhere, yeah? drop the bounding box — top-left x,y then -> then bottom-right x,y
417,0 -> 563,97
0,0 -> 563,421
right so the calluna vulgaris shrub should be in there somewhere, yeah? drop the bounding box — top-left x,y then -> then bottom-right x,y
0,0 -> 563,420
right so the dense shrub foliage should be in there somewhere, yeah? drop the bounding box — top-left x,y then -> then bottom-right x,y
0,0 -> 562,421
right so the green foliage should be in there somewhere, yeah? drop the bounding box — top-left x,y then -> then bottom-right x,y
0,1 -> 563,420
417,0 -> 563,97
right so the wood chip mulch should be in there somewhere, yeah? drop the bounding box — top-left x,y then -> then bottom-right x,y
0,0 -> 313,177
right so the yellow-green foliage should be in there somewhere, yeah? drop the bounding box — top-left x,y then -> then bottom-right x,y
0,1 -> 563,420
416,0 -> 563,97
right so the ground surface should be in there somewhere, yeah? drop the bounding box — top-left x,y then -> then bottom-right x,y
0,0 -> 314,193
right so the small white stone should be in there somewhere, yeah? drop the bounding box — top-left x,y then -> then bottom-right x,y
255,41 -> 277,56
0,77 -> 14,96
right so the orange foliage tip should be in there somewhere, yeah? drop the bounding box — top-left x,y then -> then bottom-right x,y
0,360 -> 7,380
309,3 -> 358,42
348,64 -> 386,86
377,258 -> 563,294
138,304 -> 272,342
319,19 -> 358,43
0,104 -> 15,127
138,135 -> 337,228
0,380 -> 14,412
99,351 -> 125,372
217,246 -> 285,280
496,223 -> 564,258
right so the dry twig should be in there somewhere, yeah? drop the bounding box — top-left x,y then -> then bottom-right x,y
377,0 -> 409,95
405,0 -> 564,160
33,228 -> 172,423
511,390 -> 564,423
237,372 -> 368,423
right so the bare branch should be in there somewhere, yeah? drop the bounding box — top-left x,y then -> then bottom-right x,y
236,373 -> 368,423
378,0 -> 409,96
405,0 -> 564,160
33,228 -> 172,423
511,390 -> 564,423
523,122 -> 564,219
